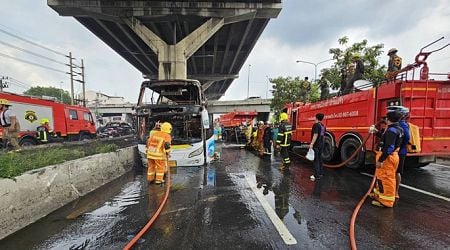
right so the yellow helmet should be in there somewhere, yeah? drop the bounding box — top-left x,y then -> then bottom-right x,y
279,112 -> 288,122
161,122 -> 172,134
0,99 -> 11,106
40,118 -> 50,124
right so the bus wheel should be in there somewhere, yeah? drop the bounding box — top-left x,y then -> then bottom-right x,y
340,138 -> 364,169
20,138 -> 37,147
322,135 -> 335,162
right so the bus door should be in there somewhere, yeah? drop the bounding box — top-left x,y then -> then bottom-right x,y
202,108 -> 214,164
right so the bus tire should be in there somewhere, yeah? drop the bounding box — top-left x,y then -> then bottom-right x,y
340,137 -> 364,169
20,138 -> 37,147
322,135 -> 335,162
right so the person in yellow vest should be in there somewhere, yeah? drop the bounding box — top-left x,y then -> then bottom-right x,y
146,122 -> 172,184
245,120 -> 253,145
277,112 -> 292,170
387,48 -> 402,73
37,118 -> 53,143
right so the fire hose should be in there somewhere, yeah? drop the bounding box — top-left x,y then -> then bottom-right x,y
123,163 -> 171,250
124,134 -> 373,249
289,133 -> 375,250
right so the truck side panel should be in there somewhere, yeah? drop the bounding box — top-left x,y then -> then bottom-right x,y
293,89 -> 376,148
402,80 -> 450,154
6,102 -> 54,132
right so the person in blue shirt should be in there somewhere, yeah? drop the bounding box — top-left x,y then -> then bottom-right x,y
387,106 -> 410,199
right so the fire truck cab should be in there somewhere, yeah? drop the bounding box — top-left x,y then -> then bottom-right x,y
0,92 -> 97,147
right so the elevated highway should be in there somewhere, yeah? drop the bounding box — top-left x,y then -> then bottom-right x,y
48,0 -> 282,100
88,99 -> 271,121
208,98 -> 270,113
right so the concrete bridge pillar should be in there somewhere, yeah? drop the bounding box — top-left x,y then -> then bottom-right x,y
125,17 -> 224,80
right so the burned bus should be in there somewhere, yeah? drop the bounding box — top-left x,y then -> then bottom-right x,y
135,79 -> 214,167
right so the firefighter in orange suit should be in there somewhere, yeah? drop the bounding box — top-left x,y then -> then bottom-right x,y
369,110 -> 403,207
146,122 -> 172,184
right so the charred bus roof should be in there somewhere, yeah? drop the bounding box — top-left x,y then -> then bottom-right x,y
137,79 -> 205,106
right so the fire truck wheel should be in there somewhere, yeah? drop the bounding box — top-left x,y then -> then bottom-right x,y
79,133 -> 91,141
340,137 -> 364,169
322,136 -> 335,162
19,138 -> 37,147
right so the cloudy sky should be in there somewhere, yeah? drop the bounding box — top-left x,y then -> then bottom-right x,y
1,0 -> 449,102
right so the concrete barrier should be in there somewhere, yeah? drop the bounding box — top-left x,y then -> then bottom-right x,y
0,146 -> 137,240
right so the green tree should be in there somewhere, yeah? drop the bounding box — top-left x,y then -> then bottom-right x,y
322,36 -> 386,90
270,76 -> 319,114
23,86 -> 71,104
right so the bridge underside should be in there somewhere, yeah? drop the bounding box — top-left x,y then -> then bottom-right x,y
48,0 -> 281,100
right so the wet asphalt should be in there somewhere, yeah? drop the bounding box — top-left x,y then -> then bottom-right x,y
1,143 -> 449,249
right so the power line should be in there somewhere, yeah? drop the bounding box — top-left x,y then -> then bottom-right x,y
0,40 -> 68,66
0,27 -> 67,57
0,52 -> 68,74
9,77 -> 32,88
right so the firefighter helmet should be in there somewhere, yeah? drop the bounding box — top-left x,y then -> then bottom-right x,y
387,106 -> 409,116
387,48 -> 398,55
40,118 -> 50,124
0,99 -> 11,106
161,122 -> 172,134
279,112 -> 288,122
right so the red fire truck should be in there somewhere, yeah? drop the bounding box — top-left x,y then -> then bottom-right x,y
287,40 -> 450,168
220,111 -> 257,128
219,111 -> 257,143
0,92 -> 97,147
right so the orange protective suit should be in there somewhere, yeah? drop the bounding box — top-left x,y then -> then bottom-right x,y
373,151 -> 399,207
146,130 -> 172,183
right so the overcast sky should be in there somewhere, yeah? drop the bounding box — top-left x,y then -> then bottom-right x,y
1,0 -> 449,102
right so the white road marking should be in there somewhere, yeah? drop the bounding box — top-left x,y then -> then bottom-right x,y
360,172 -> 450,202
245,176 -> 297,245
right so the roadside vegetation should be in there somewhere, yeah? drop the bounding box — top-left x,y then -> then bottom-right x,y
0,141 -> 121,178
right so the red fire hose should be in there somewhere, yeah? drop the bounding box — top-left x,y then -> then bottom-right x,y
123,166 -> 171,250
290,133 -> 374,250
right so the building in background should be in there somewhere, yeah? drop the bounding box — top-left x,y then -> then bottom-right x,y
85,90 -> 134,127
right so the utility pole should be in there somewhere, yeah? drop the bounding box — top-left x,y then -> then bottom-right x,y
59,81 -> 63,102
247,64 -> 251,99
68,52 -> 74,105
81,59 -> 86,107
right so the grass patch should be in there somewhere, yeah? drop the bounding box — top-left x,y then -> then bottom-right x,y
95,144 -> 118,154
0,143 -> 120,178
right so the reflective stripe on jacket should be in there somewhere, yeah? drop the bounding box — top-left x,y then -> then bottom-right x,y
146,130 -> 172,160
277,122 -> 292,147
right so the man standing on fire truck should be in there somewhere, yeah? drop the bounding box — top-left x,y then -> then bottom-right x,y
369,110 -> 403,207
146,122 -> 172,184
277,112 -> 292,170
387,48 -> 402,73
0,99 -> 20,150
